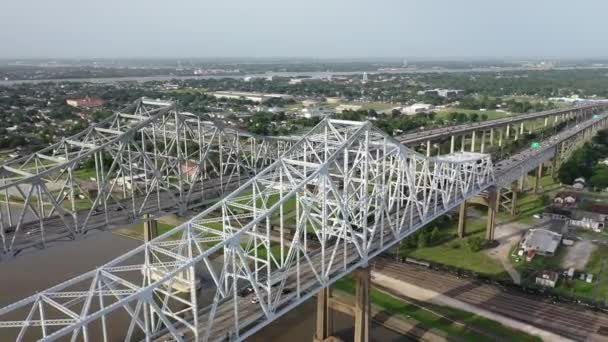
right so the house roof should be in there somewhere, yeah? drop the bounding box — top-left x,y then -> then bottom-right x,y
521,229 -> 562,254
554,191 -> 577,199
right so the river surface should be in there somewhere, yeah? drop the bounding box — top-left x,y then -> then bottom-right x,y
3,65 -> 608,85
0,231 -> 406,341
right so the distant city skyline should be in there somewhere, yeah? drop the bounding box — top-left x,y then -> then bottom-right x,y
2,0 -> 608,59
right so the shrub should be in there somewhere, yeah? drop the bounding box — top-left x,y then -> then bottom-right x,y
467,236 -> 485,252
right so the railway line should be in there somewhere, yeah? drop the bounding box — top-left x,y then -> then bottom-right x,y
374,258 -> 608,341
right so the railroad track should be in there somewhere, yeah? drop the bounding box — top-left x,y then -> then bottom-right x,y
373,258 -> 608,341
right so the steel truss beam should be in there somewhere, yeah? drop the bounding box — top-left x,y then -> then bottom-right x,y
0,119 -> 494,341
0,98 -> 293,257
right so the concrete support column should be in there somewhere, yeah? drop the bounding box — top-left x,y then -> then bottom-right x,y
498,128 -> 503,147
514,127 -> 519,141
461,135 -> 466,152
458,201 -> 467,238
510,181 -> 518,216
534,164 -> 543,194
486,187 -> 498,241
143,214 -> 158,242
450,135 -> 455,153
519,175 -> 526,192
480,130 -> 486,153
506,124 -> 510,138
426,140 -> 431,157
354,266 -> 371,342
544,117 -> 549,127
470,131 -> 476,152
490,128 -> 494,146
314,287 -> 333,342
520,122 -> 524,135
551,146 -> 559,178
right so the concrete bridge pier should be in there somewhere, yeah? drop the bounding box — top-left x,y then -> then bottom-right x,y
314,266 -> 371,342
314,287 -> 334,342
458,201 -> 467,238
510,181 -> 519,216
353,266 -> 371,342
143,214 -> 158,241
486,187 -> 498,241
551,146 -> 559,179
534,164 -> 543,194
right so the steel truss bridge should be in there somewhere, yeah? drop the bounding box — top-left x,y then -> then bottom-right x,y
0,99 -> 293,256
0,99 -> 607,341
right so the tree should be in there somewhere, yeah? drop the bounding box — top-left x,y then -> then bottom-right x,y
467,236 -> 485,252
430,227 -> 440,244
540,194 -> 551,206
417,230 -> 430,248
591,166 -> 608,189
447,112 -> 458,122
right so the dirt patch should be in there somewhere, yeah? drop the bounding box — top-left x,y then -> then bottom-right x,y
562,239 -> 596,270
484,220 -> 532,284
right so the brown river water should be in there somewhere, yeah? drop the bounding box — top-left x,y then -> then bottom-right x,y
0,230 -> 406,341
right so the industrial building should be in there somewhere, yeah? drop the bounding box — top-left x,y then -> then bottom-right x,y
520,228 -> 562,256
211,91 -> 293,103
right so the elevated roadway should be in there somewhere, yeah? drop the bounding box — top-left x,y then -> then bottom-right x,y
398,103 -> 606,145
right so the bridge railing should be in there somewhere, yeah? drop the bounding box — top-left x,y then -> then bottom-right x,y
0,118 -> 494,341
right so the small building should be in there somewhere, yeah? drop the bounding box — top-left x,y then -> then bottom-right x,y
211,91 -> 293,103
299,107 -> 333,119
417,89 -> 464,99
566,267 -> 575,279
400,103 -> 435,115
520,228 -> 562,256
302,99 -> 319,107
569,212 -> 606,232
335,104 -> 362,113
553,192 -> 577,206
573,177 -> 586,190
536,270 -> 559,288
66,97 -> 105,109
543,206 -> 572,220
325,97 -> 341,104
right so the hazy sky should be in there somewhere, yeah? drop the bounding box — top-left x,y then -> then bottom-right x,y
2,0 -> 608,59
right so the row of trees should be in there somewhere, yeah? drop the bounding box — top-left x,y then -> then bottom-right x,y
458,95 -> 555,113
558,129 -> 608,188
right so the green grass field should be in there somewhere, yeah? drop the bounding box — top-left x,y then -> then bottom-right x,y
333,278 -> 540,342
400,217 -> 506,277
553,246 -> 608,301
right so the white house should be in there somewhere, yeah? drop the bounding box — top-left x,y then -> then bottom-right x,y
400,103 -> 435,115
573,177 -> 586,190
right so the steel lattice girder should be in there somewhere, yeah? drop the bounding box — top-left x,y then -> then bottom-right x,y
0,98 -> 293,256
0,118 -> 494,341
